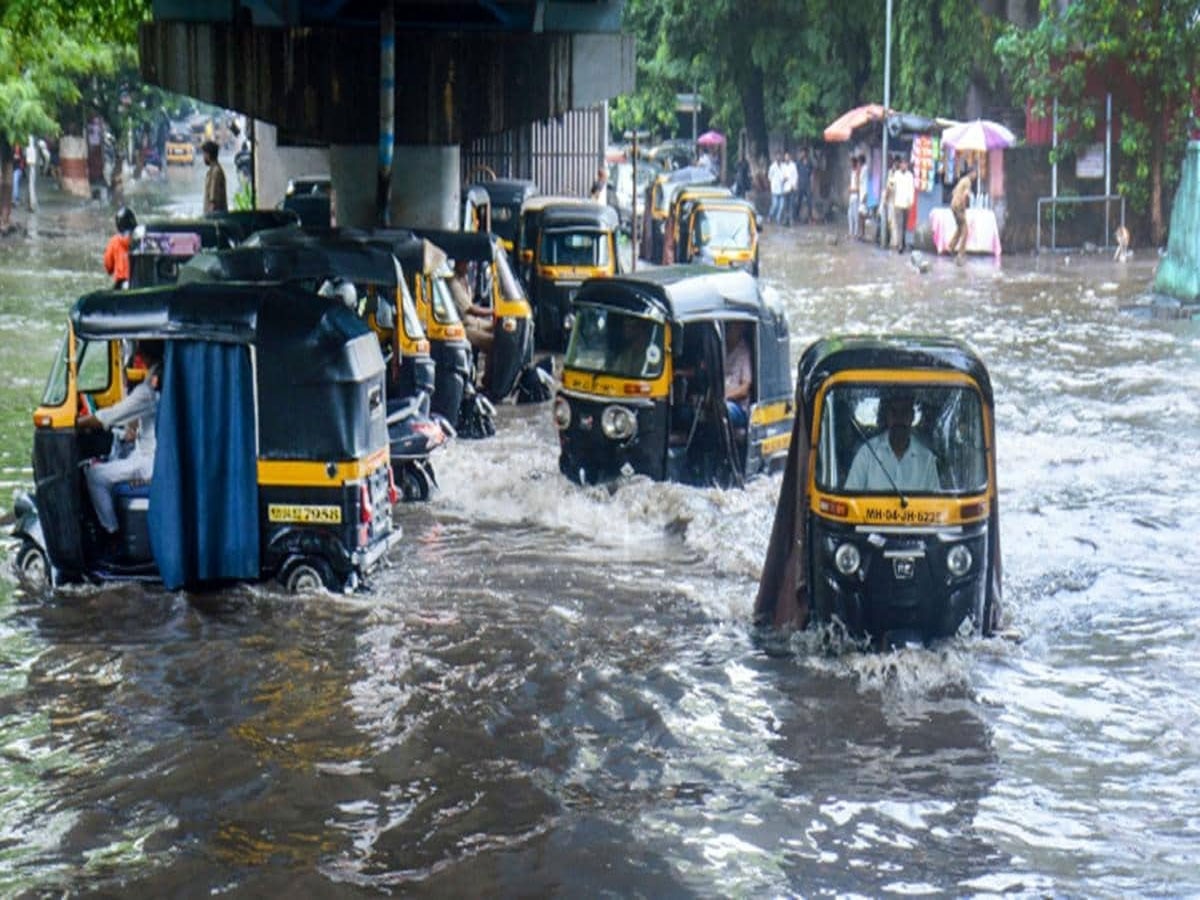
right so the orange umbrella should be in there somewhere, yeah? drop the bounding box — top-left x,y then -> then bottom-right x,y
823,104 -> 887,142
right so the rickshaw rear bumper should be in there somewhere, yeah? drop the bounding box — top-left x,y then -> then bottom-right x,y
353,526 -> 403,573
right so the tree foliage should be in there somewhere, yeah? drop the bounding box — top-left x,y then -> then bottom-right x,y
995,0 -> 1200,242
611,0 -> 990,162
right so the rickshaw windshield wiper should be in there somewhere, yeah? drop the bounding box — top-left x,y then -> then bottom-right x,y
848,418 -> 909,508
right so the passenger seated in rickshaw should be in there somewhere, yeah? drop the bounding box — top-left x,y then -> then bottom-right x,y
448,259 -> 494,353
78,341 -> 163,542
844,390 -> 940,492
723,321 -> 752,428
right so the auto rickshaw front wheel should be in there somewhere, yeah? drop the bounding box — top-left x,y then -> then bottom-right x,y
14,540 -> 50,595
279,556 -> 338,594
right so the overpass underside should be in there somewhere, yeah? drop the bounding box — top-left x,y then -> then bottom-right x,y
139,17 -> 633,226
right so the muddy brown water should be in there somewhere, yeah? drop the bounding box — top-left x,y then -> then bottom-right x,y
1,173 -> 1198,896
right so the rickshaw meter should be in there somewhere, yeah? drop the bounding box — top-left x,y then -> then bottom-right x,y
946,544 -> 973,577
834,542 -> 861,576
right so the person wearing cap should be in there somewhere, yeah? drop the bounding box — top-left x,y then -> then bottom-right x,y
202,140 -> 227,214
104,207 -> 138,289
844,391 -> 940,492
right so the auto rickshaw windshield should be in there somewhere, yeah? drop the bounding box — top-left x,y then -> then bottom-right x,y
397,280 -> 425,339
565,307 -> 664,380
693,209 -> 753,249
430,274 -> 464,325
495,250 -> 526,302
541,229 -> 611,267
815,383 -> 989,495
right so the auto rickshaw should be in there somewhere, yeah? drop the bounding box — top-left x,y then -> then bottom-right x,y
514,194 -> 586,286
554,266 -> 792,487
530,202 -> 622,351
411,228 -> 549,405
381,233 -> 494,437
677,196 -> 760,276
165,131 -> 194,165
11,282 -> 402,594
461,184 -> 492,234
661,184 -> 733,266
470,178 -> 538,254
639,166 -> 717,264
129,210 -> 301,288
177,236 -> 451,500
754,336 -> 1002,649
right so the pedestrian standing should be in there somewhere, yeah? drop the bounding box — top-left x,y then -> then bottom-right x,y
734,155 -> 752,199
104,207 -> 138,289
24,136 -> 38,211
11,142 -> 23,206
846,156 -> 860,239
202,140 -> 227,214
794,149 -> 813,224
881,156 -> 897,248
948,168 -> 976,264
767,153 -> 785,225
781,151 -> 798,227
892,157 -> 915,253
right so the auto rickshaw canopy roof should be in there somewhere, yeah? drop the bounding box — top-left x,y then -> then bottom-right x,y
178,237 -> 404,288
797,335 -> 994,409
410,228 -> 503,265
540,203 -> 620,231
472,178 -> 538,206
71,281 -> 374,350
573,265 -> 766,323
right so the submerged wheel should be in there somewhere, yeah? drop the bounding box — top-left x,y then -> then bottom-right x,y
280,557 -> 337,594
14,541 -> 49,594
398,461 -> 432,502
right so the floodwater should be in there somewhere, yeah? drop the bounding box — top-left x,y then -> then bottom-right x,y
1,171 -> 1198,897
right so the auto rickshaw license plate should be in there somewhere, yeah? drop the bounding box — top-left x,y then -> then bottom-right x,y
268,503 -> 343,524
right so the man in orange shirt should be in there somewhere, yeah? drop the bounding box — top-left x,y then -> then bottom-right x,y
104,207 -> 137,288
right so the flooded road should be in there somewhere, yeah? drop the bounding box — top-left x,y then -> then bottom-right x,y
1,177 -> 1199,896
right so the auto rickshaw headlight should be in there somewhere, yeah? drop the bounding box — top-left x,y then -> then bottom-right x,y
553,396 -> 572,430
834,542 -> 861,576
946,544 -> 973,577
601,405 -> 637,441
501,316 -> 517,332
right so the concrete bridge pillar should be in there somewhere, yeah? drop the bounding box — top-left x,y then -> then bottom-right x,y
330,144 -> 460,230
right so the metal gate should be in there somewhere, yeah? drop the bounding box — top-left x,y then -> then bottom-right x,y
461,103 -> 607,197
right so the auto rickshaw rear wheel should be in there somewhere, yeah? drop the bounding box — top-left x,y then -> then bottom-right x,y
14,540 -> 49,594
280,556 -> 337,594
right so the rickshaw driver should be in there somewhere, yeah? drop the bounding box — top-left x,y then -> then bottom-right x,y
448,259 -> 494,353
724,321 -> 752,428
78,341 -> 164,539
844,390 -> 940,492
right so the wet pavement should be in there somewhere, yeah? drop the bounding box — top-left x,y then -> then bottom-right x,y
0,173 -> 1198,896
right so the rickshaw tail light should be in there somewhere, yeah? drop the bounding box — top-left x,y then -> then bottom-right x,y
387,466 -> 399,505
622,383 -> 652,396
359,483 -> 374,524
819,498 -> 848,517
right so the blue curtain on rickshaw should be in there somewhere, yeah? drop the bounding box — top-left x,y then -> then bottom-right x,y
149,340 -> 259,589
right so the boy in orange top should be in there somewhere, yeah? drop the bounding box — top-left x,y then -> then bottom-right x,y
104,207 -> 137,288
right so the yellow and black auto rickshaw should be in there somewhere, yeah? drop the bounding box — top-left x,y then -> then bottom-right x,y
11,282 -> 402,594
412,228 -> 550,405
178,236 -> 451,501
530,201 -> 622,351
514,194 -> 587,287
554,266 -> 792,487
639,166 -> 717,264
471,178 -> 538,254
661,184 -> 733,266
754,336 -> 1002,649
677,196 -> 760,276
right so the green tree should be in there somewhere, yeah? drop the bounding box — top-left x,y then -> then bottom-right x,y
0,0 -> 151,227
996,0 -> 1200,244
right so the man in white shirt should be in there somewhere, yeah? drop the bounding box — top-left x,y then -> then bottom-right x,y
844,391 -> 940,492
24,136 -> 38,211
781,152 -> 798,226
79,343 -> 164,535
892,157 -> 916,253
767,153 -> 785,225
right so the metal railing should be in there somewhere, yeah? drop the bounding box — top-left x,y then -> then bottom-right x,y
1035,194 -> 1125,254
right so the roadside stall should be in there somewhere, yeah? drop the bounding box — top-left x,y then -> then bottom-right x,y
929,119 -> 1014,261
